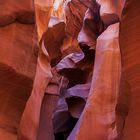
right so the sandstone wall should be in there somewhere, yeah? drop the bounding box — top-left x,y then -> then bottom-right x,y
0,1 -> 38,140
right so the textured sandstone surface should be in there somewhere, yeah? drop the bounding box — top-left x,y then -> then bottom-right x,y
0,23 -> 37,79
0,64 -> 33,140
68,23 -> 121,140
0,0 -> 35,26
0,0 -> 140,140
118,0 -> 140,140
19,1 -> 53,140
0,1 -> 37,140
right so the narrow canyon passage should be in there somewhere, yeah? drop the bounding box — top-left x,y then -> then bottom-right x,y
0,0 -> 140,140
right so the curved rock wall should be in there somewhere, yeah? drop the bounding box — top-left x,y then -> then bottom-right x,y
0,1 -> 38,140
118,0 -> 140,140
1,0 -> 140,140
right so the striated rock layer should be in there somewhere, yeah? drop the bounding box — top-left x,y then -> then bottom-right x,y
118,0 -> 140,139
68,23 -> 121,140
1,0 -> 140,140
0,1 -> 38,140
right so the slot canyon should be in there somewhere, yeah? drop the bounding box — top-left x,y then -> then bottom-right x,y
0,0 -> 140,140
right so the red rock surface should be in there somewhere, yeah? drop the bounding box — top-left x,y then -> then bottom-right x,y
68,23 -> 121,140
0,23 -> 37,78
0,1 -> 37,140
0,0 -> 140,140
118,0 -> 140,140
0,64 -> 33,140
0,0 -> 34,26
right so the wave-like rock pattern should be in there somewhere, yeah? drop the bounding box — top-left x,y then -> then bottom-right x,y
118,0 -> 140,139
0,1 -> 38,140
1,0 -> 140,140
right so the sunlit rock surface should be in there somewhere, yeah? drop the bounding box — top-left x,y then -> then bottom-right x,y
61,0 -> 91,55
0,0 -> 140,140
19,0 -> 53,140
67,22 -> 121,140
